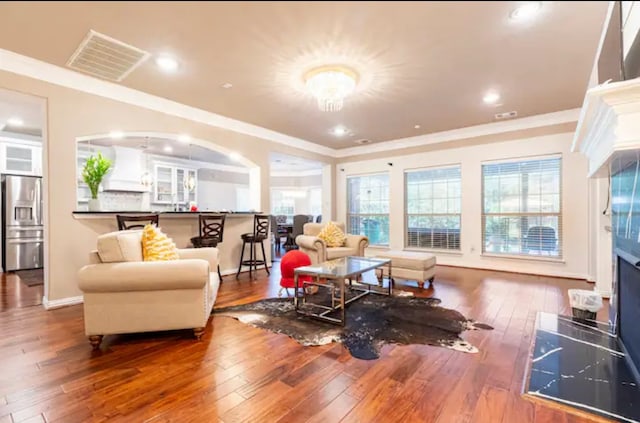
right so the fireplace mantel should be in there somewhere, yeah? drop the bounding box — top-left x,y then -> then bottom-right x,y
572,78 -> 640,176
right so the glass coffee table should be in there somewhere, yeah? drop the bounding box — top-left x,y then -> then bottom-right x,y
294,256 -> 392,326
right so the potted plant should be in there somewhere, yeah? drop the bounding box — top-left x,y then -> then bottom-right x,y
82,152 -> 112,211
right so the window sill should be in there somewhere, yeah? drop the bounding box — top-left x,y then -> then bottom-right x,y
481,252 -> 565,263
403,248 -> 463,256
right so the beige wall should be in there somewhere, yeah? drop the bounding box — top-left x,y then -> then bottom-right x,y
0,70 -> 334,302
336,129 -> 590,280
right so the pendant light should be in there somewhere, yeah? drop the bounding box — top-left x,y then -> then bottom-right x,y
140,137 -> 153,187
183,143 -> 196,193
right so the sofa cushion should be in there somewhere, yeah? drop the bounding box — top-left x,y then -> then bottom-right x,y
142,224 -> 179,261
375,250 -> 436,270
97,230 -> 143,263
317,222 -> 347,248
327,247 -> 356,260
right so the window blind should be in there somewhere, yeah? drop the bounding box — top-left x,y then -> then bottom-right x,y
482,156 -> 562,258
405,165 -> 461,250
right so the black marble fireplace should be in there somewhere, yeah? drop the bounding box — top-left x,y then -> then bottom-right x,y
524,157 -> 640,422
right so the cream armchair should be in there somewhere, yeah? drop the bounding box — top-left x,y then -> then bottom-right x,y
78,230 -> 220,349
295,222 -> 369,265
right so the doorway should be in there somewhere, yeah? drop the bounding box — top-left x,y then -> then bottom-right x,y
0,88 -> 46,311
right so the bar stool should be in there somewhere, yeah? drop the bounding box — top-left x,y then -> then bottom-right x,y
190,214 -> 225,281
116,214 -> 159,230
236,214 -> 270,279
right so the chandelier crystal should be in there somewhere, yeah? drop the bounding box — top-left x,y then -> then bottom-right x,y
304,65 -> 358,112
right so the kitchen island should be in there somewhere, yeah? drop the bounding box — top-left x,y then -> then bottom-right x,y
72,211 -> 271,276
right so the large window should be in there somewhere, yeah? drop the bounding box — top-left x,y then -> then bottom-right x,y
406,165 -> 461,250
482,156 -> 562,258
347,174 -> 389,245
270,189 -> 295,218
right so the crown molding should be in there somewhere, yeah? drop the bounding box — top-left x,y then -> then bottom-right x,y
0,48 -> 335,157
270,169 -> 322,177
335,108 -> 581,159
0,48 -> 584,161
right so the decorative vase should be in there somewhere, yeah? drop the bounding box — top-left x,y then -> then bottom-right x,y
88,198 -> 101,212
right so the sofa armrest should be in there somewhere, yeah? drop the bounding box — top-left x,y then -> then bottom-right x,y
78,259 -> 210,293
177,247 -> 218,271
345,235 -> 369,254
296,235 -> 326,252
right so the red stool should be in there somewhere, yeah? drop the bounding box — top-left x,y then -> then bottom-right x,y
279,250 -> 312,297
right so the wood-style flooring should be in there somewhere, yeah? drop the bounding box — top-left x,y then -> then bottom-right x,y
0,264 -> 610,422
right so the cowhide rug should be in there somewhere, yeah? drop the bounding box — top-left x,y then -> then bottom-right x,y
214,289 -> 493,360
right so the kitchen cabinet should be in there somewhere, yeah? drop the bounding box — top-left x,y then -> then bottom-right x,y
0,142 -> 42,176
152,163 -> 197,205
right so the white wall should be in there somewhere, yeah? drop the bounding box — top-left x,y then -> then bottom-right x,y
197,180 -> 248,211
336,132 -> 590,280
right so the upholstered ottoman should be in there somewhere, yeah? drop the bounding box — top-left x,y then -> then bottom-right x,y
375,250 -> 436,289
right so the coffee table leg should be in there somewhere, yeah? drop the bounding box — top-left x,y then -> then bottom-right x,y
294,273 -> 299,310
340,277 -> 346,326
388,262 -> 393,296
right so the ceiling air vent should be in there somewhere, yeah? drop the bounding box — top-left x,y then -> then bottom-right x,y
354,139 -> 372,145
494,111 -> 518,120
66,30 -> 150,82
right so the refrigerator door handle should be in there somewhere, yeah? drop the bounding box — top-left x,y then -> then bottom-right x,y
7,238 -> 43,244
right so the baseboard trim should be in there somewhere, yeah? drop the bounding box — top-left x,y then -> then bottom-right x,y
42,295 -> 84,310
220,265 -> 273,277
435,263 -> 590,281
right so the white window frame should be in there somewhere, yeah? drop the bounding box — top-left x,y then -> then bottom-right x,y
346,173 -> 390,246
405,164 -> 462,251
481,154 -> 563,260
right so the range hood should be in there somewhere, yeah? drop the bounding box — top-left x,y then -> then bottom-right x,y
102,146 -> 150,192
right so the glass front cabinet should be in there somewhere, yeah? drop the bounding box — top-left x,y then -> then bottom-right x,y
153,164 -> 197,205
0,142 -> 42,176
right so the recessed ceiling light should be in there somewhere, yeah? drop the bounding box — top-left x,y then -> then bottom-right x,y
229,152 -> 242,161
332,126 -> 347,137
163,146 -> 173,153
178,134 -> 191,143
7,117 -> 23,126
221,82 -> 233,89
414,125 -> 421,129
483,92 -> 501,105
109,131 -> 124,139
155,55 -> 179,72
510,2 -> 542,21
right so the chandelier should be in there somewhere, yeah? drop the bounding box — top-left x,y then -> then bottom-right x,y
304,65 -> 358,112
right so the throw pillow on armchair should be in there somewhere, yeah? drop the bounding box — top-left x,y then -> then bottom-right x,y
317,221 -> 347,247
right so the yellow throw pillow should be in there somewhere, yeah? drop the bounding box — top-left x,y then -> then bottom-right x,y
317,222 -> 347,248
141,224 -> 179,261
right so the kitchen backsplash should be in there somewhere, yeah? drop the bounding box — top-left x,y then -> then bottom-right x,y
77,192 -> 145,211
76,191 -> 182,212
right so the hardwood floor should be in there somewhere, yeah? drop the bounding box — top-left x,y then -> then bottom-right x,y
0,265 -> 610,422
0,271 -> 43,311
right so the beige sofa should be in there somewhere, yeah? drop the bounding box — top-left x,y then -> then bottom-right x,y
295,222 -> 369,265
78,230 -> 220,349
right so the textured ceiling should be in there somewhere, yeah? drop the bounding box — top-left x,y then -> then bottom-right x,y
0,2 -> 608,148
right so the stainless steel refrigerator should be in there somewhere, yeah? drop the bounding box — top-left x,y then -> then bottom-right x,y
1,174 -> 43,271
